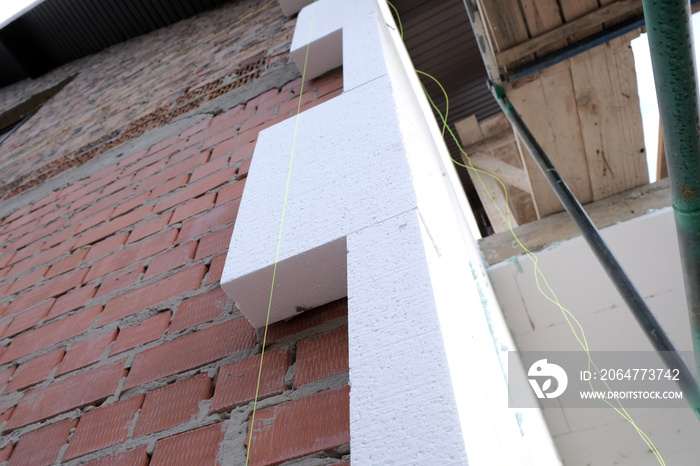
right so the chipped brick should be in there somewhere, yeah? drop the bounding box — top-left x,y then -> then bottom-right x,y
111,311 -> 171,355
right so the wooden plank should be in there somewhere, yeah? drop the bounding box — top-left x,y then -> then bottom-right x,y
559,0 -> 601,43
657,122 -> 668,180
520,0 -> 565,56
570,31 -> 647,200
454,115 -> 484,146
496,0 -> 640,69
476,0 -> 532,70
469,153 -> 532,193
507,61 -> 593,217
479,178 -> 672,265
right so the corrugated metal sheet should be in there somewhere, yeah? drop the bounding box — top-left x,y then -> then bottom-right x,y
0,0 -> 234,87
397,0 -> 498,233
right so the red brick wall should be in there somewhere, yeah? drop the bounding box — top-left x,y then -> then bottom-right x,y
0,72 -> 348,465
0,0 -> 297,200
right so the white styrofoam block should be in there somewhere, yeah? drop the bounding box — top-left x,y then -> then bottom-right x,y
290,0 -> 376,81
225,238 -> 347,329
347,209 -> 469,465
221,76 -> 416,326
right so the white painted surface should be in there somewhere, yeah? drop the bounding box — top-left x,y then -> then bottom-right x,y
223,0 -> 560,463
488,207 -> 700,465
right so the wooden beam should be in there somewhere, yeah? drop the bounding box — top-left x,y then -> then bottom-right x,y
469,153 -> 531,193
479,179 -> 672,265
657,121 -> 668,180
496,0 -> 640,68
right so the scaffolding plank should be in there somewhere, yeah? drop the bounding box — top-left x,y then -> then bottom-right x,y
570,31 -> 647,200
508,61 -> 593,217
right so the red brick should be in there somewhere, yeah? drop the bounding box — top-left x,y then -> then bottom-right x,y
82,446 -> 149,466
6,220 -> 39,247
0,443 -> 12,463
45,249 -> 89,279
57,328 -> 117,376
148,134 -> 182,157
102,174 -> 135,197
236,158 -> 252,180
76,207 -> 115,234
5,348 -> 65,393
125,317 -> 255,390
4,359 -> 125,432
195,225 -> 232,260
239,108 -> 276,133
65,394 -> 144,460
74,205 -> 152,249
1,305 -> 102,364
247,386 -> 350,465
116,149 -> 148,169
166,145 -> 206,168
0,252 -> 15,270
169,193 -> 215,225
7,418 -> 77,466
211,350 -> 288,414
3,299 -> 55,337
190,155 -> 229,183
143,242 -> 197,281
0,366 -> 16,394
153,167 -> 235,214
246,88 -> 280,111
95,264 -> 144,299
98,264 -> 206,326
150,422 -> 226,466
206,253 -> 226,285
8,243 -> 44,267
4,268 -> 89,316
216,179 -> 246,207
178,201 -> 239,242
181,118 -> 211,140
149,173 -> 189,199
229,141 -> 255,165
127,211 -> 173,243
46,284 -> 98,320
84,231 -> 129,262
210,137 -> 239,160
110,311 -> 171,355
266,299 -> 348,345
147,150 -> 209,193
11,219 -> 66,251
43,224 -> 77,250
170,287 -> 229,333
112,191 -> 151,218
294,326 -> 348,387
86,229 -> 177,282
134,374 -> 212,436
6,266 -> 48,295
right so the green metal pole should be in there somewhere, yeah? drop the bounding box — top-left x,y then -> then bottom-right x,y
642,0 -> 700,376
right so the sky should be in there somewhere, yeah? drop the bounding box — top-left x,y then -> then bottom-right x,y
0,2 -> 698,183
631,13 -> 700,182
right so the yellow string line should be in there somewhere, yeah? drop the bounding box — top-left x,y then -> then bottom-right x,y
245,2 -> 317,464
0,0 -> 277,172
417,69 -> 664,465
